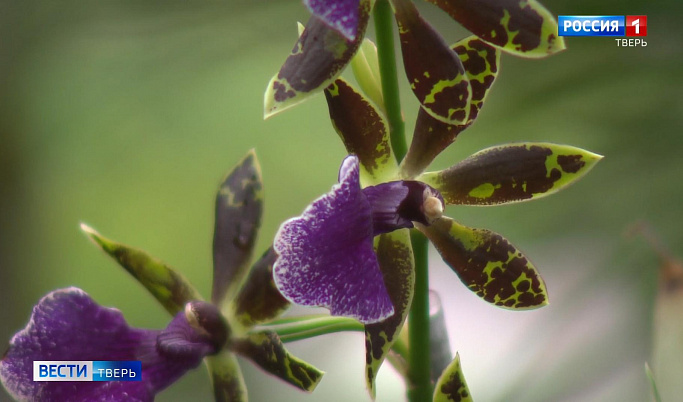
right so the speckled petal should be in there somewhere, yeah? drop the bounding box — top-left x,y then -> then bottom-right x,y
418,143 -> 603,205
420,218 -> 548,309
212,150 -> 264,307
232,331 -> 323,392
433,353 -> 473,402
228,247 -> 291,332
400,37 -> 501,179
0,288 -> 216,402
393,0 -> 471,125
324,78 -> 396,185
80,224 -> 203,316
304,0 -> 361,40
264,0 -> 371,118
364,230 -> 414,397
273,156 -> 393,324
425,0 -> 565,58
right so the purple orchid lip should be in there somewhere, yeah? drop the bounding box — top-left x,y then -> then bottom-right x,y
272,155 -> 445,324
0,288 -> 220,402
304,0 -> 361,40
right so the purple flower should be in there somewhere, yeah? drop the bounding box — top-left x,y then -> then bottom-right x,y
274,155 -> 445,324
304,0 -> 361,41
0,288 -> 226,402
0,151 -> 324,401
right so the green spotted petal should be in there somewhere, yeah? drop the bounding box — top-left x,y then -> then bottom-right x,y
324,78 -> 397,185
232,331 -> 324,392
351,38 -> 385,112
264,0 -> 371,118
80,224 -> 202,316
212,150 -> 263,308
419,143 -> 603,205
393,0 -> 471,125
401,37 -> 500,179
206,351 -> 248,402
420,217 -> 548,309
426,0 -> 565,58
365,230 -> 414,397
433,353 -> 473,402
227,247 -> 290,333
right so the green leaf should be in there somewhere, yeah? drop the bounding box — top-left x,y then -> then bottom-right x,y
419,143 -> 602,205
206,351 -> 248,402
263,0 -> 371,118
401,37 -> 501,178
645,363 -> 662,402
425,0 -> 565,58
365,230 -> 414,398
433,353 -> 473,402
232,331 -> 324,392
420,217 -> 548,309
212,149 -> 264,307
393,0 -> 471,125
227,247 -> 290,332
80,223 -> 202,316
324,78 -> 397,185
351,38 -> 384,112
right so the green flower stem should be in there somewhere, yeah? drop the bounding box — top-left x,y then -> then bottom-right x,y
408,230 -> 432,401
373,0 -> 406,162
375,1 -> 432,399
262,316 -> 363,338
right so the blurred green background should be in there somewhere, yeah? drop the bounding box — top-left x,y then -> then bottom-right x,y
1,0 -> 681,401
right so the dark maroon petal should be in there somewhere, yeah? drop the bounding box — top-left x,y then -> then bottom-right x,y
264,1 -> 371,117
212,150 -> 263,306
273,156 -> 393,324
304,0 -> 361,40
364,230 -> 414,396
393,0 -> 471,124
229,247 -> 291,330
425,0 -> 565,57
418,143 -> 602,205
420,218 -> 548,309
324,78 -> 396,184
401,37 -> 500,179
0,288 -> 216,401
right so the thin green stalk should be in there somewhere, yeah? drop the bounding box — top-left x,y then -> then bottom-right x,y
260,316 -> 364,341
374,2 -> 432,400
373,0 -> 406,162
409,230 -> 432,401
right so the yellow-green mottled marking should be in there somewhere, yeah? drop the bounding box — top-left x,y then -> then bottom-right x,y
233,332 -> 324,392
421,218 -> 549,309
365,231 -> 414,397
80,224 -> 203,316
206,351 -> 248,402
433,354 -> 473,402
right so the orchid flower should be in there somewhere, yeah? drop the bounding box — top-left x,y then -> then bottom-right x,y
0,151 -> 323,402
270,33 -> 601,393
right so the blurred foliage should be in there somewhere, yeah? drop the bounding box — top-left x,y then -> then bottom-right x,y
1,0 -> 681,401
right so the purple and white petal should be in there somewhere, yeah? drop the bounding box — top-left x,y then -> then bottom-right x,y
304,0 -> 361,40
0,288 -> 217,401
273,156 -> 394,324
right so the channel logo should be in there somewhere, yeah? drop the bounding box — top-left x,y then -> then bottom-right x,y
558,16 -> 647,37
33,361 -> 142,382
